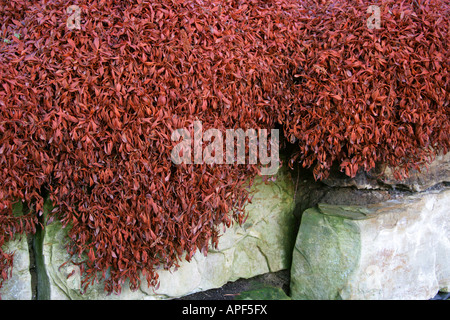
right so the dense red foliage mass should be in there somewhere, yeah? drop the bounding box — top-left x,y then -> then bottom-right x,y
279,0 -> 449,180
0,0 -> 448,295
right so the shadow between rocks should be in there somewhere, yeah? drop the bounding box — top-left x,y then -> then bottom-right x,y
177,270 -> 290,300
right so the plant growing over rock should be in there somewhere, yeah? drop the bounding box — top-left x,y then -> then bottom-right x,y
0,0 -> 448,295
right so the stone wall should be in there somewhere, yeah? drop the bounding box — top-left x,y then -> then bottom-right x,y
1,166 -> 298,300
1,153 -> 449,300
291,189 -> 450,299
290,152 -> 450,300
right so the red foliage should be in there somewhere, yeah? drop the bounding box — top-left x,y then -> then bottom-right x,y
278,0 -> 449,180
0,0 -> 448,295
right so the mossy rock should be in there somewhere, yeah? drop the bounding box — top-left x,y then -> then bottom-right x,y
234,286 -> 291,300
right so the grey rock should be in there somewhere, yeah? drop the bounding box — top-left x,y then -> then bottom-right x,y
0,235 -> 32,300
42,166 -> 298,299
322,152 -> 449,192
291,188 -> 450,300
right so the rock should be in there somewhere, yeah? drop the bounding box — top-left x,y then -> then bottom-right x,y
290,167 -> 411,219
378,153 -> 450,192
322,167 -> 380,190
322,152 -> 449,192
180,270 -> 290,300
290,208 -> 361,300
0,235 -> 32,300
42,166 -> 297,299
234,286 -> 291,300
290,167 -> 329,219
290,188 -> 450,300
319,188 -> 407,207
0,201 -> 33,300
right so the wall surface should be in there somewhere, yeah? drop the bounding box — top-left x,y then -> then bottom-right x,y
1,153 -> 449,300
1,166 -> 298,300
